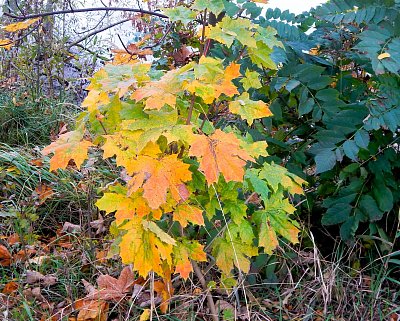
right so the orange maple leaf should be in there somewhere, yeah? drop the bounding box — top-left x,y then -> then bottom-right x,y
126,150 -> 192,209
173,204 -> 204,227
42,130 -> 93,171
173,240 -> 207,280
189,130 -> 254,185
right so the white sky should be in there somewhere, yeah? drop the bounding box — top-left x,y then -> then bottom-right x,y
266,0 -> 326,14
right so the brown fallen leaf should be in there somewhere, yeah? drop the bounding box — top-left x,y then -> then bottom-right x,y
62,222 -> 82,234
90,214 -> 106,235
76,300 -> 108,321
0,244 -> 12,266
90,266 -> 135,301
7,233 -> 20,245
14,247 -> 37,262
2,281 -> 18,295
33,183 -> 54,205
154,280 -> 173,314
25,270 -> 58,286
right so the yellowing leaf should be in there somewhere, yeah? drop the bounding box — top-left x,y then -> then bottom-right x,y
173,204 -> 204,227
126,150 -> 192,209
82,90 -> 110,112
132,67 -> 189,110
184,58 -> 240,104
189,130 -> 254,185
42,130 -> 93,171
0,39 -> 13,50
212,238 -> 257,275
229,92 -> 272,125
173,240 -> 207,279
3,18 -> 40,32
95,185 -> 156,223
207,17 -> 257,48
119,217 -> 174,277
378,52 -> 391,60
192,0 -> 225,15
240,69 -> 262,91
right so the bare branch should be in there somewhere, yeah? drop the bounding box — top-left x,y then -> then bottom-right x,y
67,19 -> 130,49
4,7 -> 168,20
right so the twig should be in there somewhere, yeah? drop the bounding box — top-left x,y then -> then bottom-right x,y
67,19 -> 130,49
4,7 -> 168,20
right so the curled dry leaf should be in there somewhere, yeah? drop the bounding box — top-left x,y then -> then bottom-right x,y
90,214 -> 107,235
25,270 -> 57,286
62,222 -> 82,234
0,244 -> 11,266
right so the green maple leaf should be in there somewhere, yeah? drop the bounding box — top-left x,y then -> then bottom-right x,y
255,26 -> 284,49
229,92 -> 273,125
122,110 -> 195,152
207,17 -> 256,48
224,201 -> 247,224
164,6 -> 197,25
258,162 -> 306,195
212,237 -> 257,275
240,69 -> 262,91
192,0 -> 225,15
248,41 -> 277,69
228,221 -> 254,245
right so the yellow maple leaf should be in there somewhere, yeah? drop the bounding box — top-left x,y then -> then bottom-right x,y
3,18 -> 40,32
42,130 -> 93,171
119,217 -> 174,277
81,90 -> 110,112
189,130 -> 254,185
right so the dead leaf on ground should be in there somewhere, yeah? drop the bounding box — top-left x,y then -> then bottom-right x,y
7,233 -> 20,245
89,266 -> 135,301
62,222 -> 82,234
25,270 -> 58,286
90,214 -> 106,235
76,299 -> 108,321
14,247 -> 37,262
0,244 -> 11,266
2,281 -> 18,295
33,183 -> 55,205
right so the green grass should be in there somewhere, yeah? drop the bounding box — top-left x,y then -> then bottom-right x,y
0,90 -> 80,147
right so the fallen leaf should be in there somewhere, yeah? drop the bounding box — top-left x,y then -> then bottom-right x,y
76,300 -> 108,321
139,309 -> 150,321
62,222 -> 82,234
2,281 -> 18,295
25,270 -> 58,286
90,214 -> 106,235
0,244 -> 12,266
33,183 -> 54,205
7,233 -> 20,245
91,266 -> 135,301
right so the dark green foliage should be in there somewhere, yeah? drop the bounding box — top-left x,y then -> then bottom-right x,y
248,0 -> 400,241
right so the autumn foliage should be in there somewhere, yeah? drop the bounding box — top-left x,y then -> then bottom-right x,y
37,0 -> 305,313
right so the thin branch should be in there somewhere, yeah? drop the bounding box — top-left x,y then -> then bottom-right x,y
67,18 -> 130,49
143,22 -> 174,49
4,7 -> 169,20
